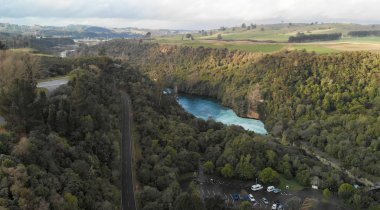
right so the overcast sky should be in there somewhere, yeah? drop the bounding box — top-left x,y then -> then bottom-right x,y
0,0 -> 379,29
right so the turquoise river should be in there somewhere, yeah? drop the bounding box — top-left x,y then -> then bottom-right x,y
177,95 -> 268,135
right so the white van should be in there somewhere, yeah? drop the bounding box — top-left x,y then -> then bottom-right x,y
267,186 -> 275,192
251,184 -> 263,191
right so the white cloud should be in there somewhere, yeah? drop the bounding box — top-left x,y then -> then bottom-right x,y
0,0 -> 379,29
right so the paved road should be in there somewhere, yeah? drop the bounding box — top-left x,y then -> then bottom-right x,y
121,92 -> 137,210
36,78 -> 69,92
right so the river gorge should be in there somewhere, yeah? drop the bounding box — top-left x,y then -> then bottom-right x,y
177,94 -> 268,135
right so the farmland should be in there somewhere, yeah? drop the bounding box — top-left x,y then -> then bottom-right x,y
155,23 -> 380,54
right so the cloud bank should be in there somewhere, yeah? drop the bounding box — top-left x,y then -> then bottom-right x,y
0,0 -> 379,29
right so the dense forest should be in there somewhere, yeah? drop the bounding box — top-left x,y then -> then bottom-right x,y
288,33 -> 342,42
0,45 -> 379,209
29,38 -> 75,52
348,31 -> 380,37
0,50 -> 346,210
0,52 -> 123,209
76,40 -> 380,187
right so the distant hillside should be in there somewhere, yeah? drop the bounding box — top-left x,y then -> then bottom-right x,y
0,23 -> 143,39
84,26 -> 113,33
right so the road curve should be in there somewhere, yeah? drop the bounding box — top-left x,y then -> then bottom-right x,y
0,78 -> 70,126
36,78 -> 69,92
121,91 -> 137,210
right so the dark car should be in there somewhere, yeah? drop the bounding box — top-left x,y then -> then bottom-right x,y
239,194 -> 248,200
231,194 -> 240,201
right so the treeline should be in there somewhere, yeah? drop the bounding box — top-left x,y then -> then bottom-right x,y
38,56 -> 112,79
0,41 -> 8,50
348,30 -> 380,37
0,33 -> 75,52
288,33 -> 342,42
30,37 -> 75,52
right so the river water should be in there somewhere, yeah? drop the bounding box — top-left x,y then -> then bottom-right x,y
177,95 -> 267,135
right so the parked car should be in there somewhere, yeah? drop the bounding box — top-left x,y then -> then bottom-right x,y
231,194 -> 240,201
267,186 -> 275,192
271,203 -> 277,210
251,184 -> 264,191
262,197 -> 269,205
273,188 -> 281,193
248,194 -> 256,203
241,194 -> 250,201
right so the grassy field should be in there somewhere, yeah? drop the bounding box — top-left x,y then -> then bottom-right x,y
9,48 -> 53,57
158,38 -> 380,54
202,30 -> 290,42
184,41 -> 285,53
339,36 -> 380,43
200,23 -> 380,41
157,39 -> 286,53
278,175 -> 304,192
289,44 -> 340,54
155,23 -> 380,54
157,39 -> 340,54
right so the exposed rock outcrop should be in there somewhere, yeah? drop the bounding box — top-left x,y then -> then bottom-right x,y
246,84 -> 263,119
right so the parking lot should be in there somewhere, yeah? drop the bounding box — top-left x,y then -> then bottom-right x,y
193,175 -> 349,210
196,175 -> 294,209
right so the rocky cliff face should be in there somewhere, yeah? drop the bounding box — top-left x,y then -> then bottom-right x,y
246,84 -> 263,119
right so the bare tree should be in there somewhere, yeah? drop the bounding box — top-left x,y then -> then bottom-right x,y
0,51 -> 40,87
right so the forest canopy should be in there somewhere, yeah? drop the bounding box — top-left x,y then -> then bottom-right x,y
0,42 -> 378,210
